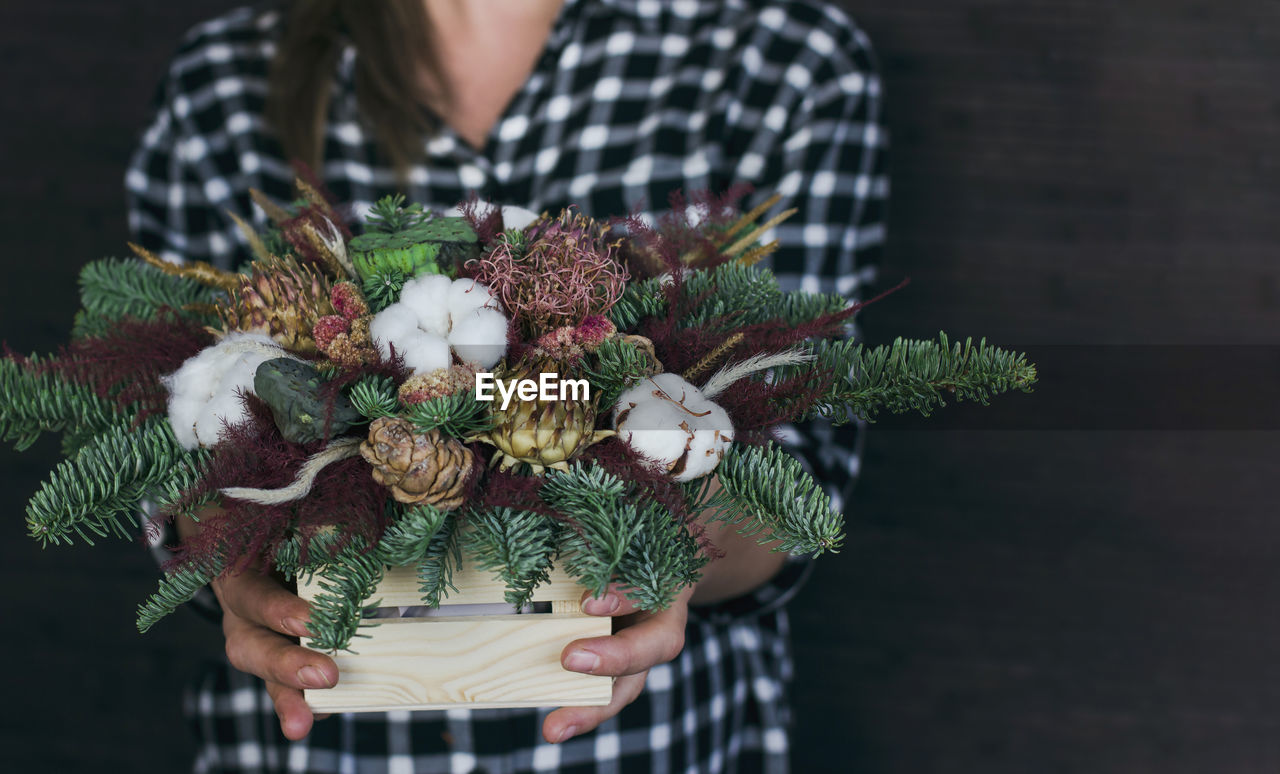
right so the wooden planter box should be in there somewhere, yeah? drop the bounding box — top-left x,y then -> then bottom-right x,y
298,561 -> 613,713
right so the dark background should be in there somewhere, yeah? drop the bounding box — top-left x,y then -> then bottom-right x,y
1,1 -> 1277,772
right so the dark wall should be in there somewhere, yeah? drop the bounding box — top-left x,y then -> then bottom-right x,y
0,2 -> 1275,772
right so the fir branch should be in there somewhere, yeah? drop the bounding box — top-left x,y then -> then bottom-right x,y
361,267 -> 409,314
152,447 -> 214,521
379,503 -> 449,566
777,333 -> 1038,423
77,257 -> 218,326
272,528 -> 347,578
712,442 -> 844,555
26,418 -> 191,547
136,551 -> 226,633
303,538 -> 387,652
614,500 -> 705,610
544,465 -> 642,597
365,194 -> 430,234
0,355 -> 127,451
584,336 -> 654,410
405,390 -> 492,437
415,514 -> 461,607
348,375 -> 399,421
462,507 -> 559,609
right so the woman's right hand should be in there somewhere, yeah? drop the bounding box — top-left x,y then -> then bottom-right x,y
179,511 -> 338,740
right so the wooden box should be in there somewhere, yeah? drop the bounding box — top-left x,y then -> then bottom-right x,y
297,562 -> 613,713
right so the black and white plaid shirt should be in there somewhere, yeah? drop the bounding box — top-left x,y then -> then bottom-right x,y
126,1 -> 887,771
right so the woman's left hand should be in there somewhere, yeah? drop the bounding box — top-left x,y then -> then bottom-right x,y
543,584 -> 695,744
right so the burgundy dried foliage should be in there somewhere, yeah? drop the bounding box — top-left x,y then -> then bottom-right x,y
43,312 -> 213,422
457,195 -> 506,247
164,395 -> 389,577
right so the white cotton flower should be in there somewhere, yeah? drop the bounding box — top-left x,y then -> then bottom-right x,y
162,332 -> 292,450
369,276 -> 508,373
612,372 -> 735,482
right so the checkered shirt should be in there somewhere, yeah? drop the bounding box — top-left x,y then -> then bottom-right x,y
125,1 -> 887,771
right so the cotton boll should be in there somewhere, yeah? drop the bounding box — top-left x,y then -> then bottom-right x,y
498,205 -> 540,231
194,389 -> 249,447
369,304 -> 421,360
612,373 -> 734,482
400,331 -> 452,374
398,274 -> 452,336
448,307 -> 509,368
447,278 -> 499,320
163,332 -> 289,450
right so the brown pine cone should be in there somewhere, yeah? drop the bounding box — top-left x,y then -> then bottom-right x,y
359,417 -> 473,509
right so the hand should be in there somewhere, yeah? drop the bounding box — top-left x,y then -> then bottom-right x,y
211,566 -> 339,740
543,584 -> 694,744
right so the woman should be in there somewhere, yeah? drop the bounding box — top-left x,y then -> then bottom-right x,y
127,0 -> 887,771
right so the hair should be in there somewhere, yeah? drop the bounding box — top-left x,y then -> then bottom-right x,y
266,0 -> 447,175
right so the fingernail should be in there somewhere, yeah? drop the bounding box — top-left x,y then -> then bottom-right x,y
298,665 -> 332,689
283,617 -> 310,637
582,593 -> 620,615
564,650 -> 599,673
556,725 -> 580,743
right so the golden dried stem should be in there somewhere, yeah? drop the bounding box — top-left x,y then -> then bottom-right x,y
682,332 -> 746,383
249,188 -> 291,224
722,208 -> 798,258
737,240 -> 779,267
295,177 -> 339,222
127,242 -> 242,292
227,210 -> 273,264
717,193 -> 783,246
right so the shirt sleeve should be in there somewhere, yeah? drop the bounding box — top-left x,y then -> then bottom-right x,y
124,34 -> 253,272
692,6 -> 887,623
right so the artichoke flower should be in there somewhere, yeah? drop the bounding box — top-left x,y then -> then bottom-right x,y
471,357 -> 612,473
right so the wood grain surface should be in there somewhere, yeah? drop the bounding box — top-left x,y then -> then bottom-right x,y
0,2 -> 1275,772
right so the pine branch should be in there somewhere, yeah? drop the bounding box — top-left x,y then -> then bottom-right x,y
614,501 -> 705,610
361,267 -> 409,314
303,538 -> 387,652
379,503 -> 449,566
26,418 -> 191,546
405,390 -> 492,437
711,441 -> 844,555
584,336 -> 654,410
365,194 -> 430,234
415,514 -> 461,607
462,507 -> 559,609
544,465 -> 643,597
775,333 -> 1038,423
0,355 -> 126,451
152,447 -> 214,521
77,257 -> 218,326
348,375 -> 399,421
136,550 -> 226,633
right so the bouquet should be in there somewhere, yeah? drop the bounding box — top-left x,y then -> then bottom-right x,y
4,182 -> 1036,657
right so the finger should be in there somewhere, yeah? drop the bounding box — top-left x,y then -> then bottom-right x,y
544,672 -> 647,743
579,581 -> 696,617
213,568 -> 313,638
265,680 -> 316,741
562,605 -> 687,677
579,584 -> 642,617
224,614 -> 339,691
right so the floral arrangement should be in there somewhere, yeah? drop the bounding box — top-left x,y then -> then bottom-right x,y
2,181 -> 1036,651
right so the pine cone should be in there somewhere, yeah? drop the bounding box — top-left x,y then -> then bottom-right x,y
360,418 -> 473,509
